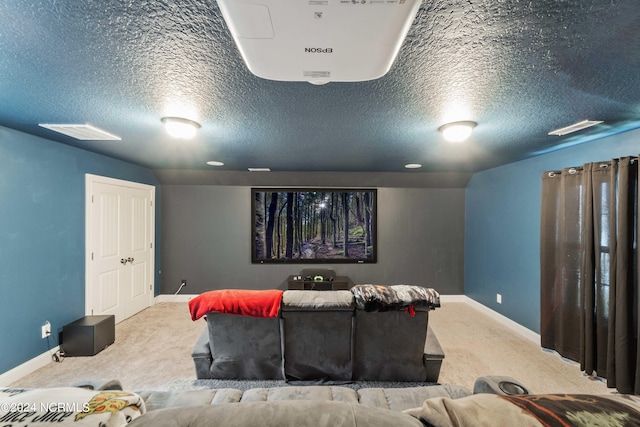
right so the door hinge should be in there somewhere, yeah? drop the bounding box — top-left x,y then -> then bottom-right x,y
150,242 -> 153,249
149,284 -> 152,291
91,252 -> 94,261
92,195 -> 94,203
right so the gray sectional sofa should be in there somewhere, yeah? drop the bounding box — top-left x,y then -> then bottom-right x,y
191,286 -> 444,383
7,376 -> 638,426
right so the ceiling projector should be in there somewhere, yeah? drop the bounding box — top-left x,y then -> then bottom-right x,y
216,0 -> 422,84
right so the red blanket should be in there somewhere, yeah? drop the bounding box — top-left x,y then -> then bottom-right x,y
189,289 -> 284,320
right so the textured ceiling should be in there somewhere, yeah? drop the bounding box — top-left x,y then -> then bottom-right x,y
1,0 -> 639,174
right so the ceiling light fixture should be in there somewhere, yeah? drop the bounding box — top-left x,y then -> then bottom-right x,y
548,120 -> 603,136
161,117 -> 201,139
206,161 -> 225,166
438,121 -> 477,142
405,163 -> 422,169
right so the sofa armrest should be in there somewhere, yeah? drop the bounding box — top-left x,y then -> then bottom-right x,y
424,326 -> 444,359
191,328 -> 213,379
424,325 -> 444,383
191,328 -> 211,358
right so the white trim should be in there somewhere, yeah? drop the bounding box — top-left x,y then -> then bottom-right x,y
155,294 -> 198,303
461,296 -> 541,345
0,347 -> 59,387
85,174 -> 156,319
439,294 -> 467,303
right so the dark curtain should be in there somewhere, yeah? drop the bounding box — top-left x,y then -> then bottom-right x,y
540,157 -> 640,394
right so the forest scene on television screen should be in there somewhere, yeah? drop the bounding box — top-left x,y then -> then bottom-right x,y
254,190 -> 375,261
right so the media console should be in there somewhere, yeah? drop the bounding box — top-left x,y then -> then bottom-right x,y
287,275 -> 351,291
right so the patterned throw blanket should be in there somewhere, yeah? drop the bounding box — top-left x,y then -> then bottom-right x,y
350,284 -> 440,313
405,393 -> 640,427
0,387 -> 145,426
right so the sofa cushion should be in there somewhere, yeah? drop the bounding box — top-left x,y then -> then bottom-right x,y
281,290 -> 354,311
240,386 -> 358,403
136,389 -> 242,411
357,385 -> 472,411
128,400 -> 424,427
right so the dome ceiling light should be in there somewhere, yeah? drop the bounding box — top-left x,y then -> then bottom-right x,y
438,121 -> 477,143
161,117 -> 201,139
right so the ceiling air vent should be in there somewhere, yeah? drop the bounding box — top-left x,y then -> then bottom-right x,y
548,120 -> 603,136
216,0 -> 422,83
38,124 -> 121,140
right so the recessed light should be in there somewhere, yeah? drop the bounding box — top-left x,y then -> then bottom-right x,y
206,161 -> 224,166
248,168 -> 271,172
548,120 -> 603,136
438,121 -> 477,142
405,163 -> 422,169
161,117 -> 201,139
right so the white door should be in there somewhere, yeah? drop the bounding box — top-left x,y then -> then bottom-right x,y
86,175 -> 155,323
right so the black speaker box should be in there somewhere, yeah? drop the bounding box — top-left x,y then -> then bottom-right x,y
62,315 -> 115,356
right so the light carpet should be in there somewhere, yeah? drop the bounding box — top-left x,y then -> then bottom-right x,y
10,301 -> 612,394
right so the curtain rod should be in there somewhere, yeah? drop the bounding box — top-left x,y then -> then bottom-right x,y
546,156 -> 638,177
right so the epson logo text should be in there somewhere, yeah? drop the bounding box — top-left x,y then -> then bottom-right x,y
305,48 -> 333,53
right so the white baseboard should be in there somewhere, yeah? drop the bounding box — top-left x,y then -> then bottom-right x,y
439,294 -> 468,303
460,296 -> 541,345
155,294 -> 198,303
0,346 -> 59,387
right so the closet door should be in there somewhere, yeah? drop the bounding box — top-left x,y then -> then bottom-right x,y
86,175 -> 155,323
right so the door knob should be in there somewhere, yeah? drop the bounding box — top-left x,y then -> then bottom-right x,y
127,257 -> 135,263
120,258 -> 127,265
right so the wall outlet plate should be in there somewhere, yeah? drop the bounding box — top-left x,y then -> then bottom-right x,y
496,294 -> 502,304
41,321 -> 51,339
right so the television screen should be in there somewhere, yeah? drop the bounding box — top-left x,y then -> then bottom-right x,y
252,188 -> 377,264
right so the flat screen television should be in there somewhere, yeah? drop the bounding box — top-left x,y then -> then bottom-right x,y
252,188 -> 377,264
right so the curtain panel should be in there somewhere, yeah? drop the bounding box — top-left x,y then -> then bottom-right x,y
540,157 -> 639,394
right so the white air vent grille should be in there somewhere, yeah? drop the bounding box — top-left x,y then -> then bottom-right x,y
38,124 -> 121,140
548,120 -> 603,136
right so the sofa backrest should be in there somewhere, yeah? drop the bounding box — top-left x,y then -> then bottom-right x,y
206,313 -> 284,380
281,290 -> 355,380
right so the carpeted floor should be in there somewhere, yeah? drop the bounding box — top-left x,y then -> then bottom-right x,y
10,301 -> 612,394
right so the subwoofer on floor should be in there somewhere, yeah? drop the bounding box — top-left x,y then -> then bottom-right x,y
62,315 -> 115,357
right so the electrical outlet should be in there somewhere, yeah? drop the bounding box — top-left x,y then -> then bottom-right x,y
41,321 -> 51,339
496,294 -> 502,304
181,279 -> 187,286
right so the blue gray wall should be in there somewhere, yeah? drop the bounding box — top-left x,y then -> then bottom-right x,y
0,126 -> 158,375
159,186 -> 466,296
465,127 -> 640,333
6,118 -> 640,377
